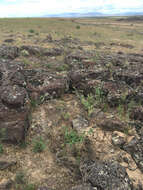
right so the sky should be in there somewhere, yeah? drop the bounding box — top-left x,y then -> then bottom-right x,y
0,0 -> 143,17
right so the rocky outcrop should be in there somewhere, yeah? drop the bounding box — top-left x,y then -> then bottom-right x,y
0,60 -> 30,143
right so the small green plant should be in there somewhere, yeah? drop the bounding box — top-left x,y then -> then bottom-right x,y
24,184 -> 35,190
29,29 -> 35,33
57,64 -> 69,71
19,141 -> 28,149
23,58 -> 33,66
0,128 -> 7,140
117,104 -> 124,118
15,171 -> 26,185
30,98 -> 37,108
80,94 -> 95,116
0,143 -> 3,154
76,25 -> 80,29
64,127 -> 85,146
15,171 -> 35,190
33,136 -> 46,153
62,112 -> 70,120
95,86 -> 104,104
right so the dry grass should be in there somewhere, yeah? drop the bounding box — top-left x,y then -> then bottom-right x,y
0,17 -> 143,53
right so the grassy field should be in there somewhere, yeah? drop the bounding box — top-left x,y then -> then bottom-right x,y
0,17 -> 143,53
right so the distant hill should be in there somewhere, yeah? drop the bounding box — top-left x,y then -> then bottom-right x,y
44,11 -> 143,18
44,12 -> 104,18
117,15 -> 143,22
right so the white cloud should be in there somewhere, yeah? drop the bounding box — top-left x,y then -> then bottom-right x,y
0,0 -> 143,17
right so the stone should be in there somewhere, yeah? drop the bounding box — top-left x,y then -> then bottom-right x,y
0,45 -> 19,59
0,158 -> 16,170
4,39 -> 15,43
130,107 -> 143,122
112,131 -> 127,147
72,116 -> 88,133
80,160 -> 133,190
97,117 -> 126,132
123,137 -> 143,173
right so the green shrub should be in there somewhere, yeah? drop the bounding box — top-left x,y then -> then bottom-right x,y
29,29 -> 35,33
0,143 -> 3,154
33,136 -> 46,153
15,171 -> 26,184
64,127 -> 85,146
80,94 -> 95,116
24,184 -> 35,190
76,25 -> 80,29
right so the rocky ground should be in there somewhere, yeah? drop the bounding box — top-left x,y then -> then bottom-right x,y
0,21 -> 143,190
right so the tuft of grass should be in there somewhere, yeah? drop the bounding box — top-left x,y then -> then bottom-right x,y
95,86 -> 104,104
80,94 -> 95,116
24,184 -> 35,190
64,127 -> 85,146
29,29 -> 35,33
117,104 -> 124,118
30,98 -> 38,108
0,143 -> 3,154
76,25 -> 80,29
32,136 -> 46,153
15,171 -> 26,185
62,112 -> 70,120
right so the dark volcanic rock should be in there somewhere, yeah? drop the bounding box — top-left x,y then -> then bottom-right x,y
129,106 -> 143,122
69,69 -> 110,95
123,137 -> 143,173
4,39 -> 15,43
27,72 -> 69,102
0,46 -> 19,59
113,69 -> 143,87
97,117 -> 127,132
102,81 -> 132,107
0,158 -> 16,170
1,85 -> 27,107
0,60 -> 30,143
80,160 -> 133,190
20,46 -> 62,56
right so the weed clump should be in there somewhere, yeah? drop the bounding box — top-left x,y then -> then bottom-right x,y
80,94 -> 95,116
32,136 -> 46,153
0,143 -> 3,154
29,29 -> 35,33
64,127 -> 85,146
76,25 -> 80,29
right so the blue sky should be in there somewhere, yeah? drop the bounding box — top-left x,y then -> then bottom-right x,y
0,0 -> 143,17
